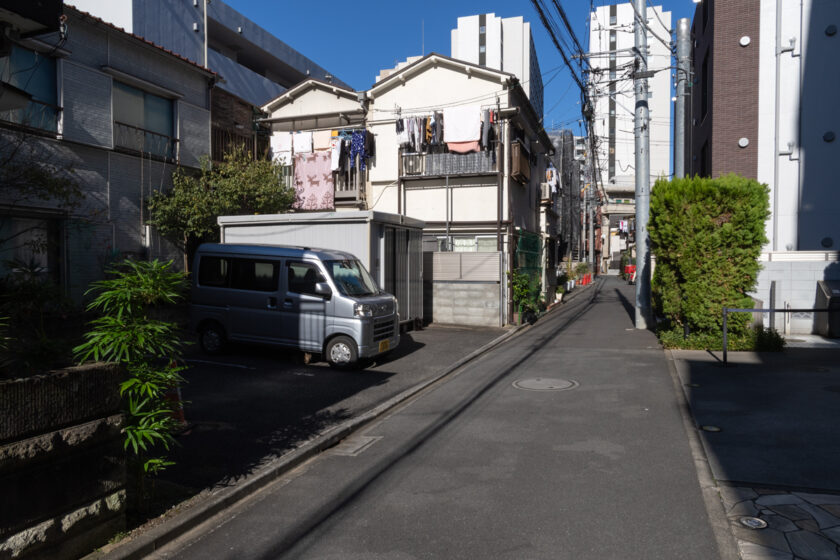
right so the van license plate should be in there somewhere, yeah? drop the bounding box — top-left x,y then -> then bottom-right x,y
378,340 -> 390,353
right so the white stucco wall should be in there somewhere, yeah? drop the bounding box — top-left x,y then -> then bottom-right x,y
589,4 -> 672,196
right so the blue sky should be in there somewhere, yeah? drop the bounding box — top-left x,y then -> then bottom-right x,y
226,0 -> 698,135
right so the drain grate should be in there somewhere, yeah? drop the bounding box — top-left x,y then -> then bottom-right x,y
739,516 -> 768,530
513,378 -> 579,392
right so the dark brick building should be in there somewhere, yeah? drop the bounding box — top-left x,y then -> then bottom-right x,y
687,0 -> 761,178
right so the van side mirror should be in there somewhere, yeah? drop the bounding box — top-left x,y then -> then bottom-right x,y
314,282 -> 332,299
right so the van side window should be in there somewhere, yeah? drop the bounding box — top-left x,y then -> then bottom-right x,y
230,260 -> 279,292
198,257 -> 229,287
287,262 -> 325,296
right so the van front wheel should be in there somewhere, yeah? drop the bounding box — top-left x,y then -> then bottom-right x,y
326,335 -> 358,368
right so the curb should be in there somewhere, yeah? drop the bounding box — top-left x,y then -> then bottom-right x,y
664,350 -> 741,560
92,319 -> 532,559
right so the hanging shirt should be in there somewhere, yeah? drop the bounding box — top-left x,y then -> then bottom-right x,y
330,137 -> 342,171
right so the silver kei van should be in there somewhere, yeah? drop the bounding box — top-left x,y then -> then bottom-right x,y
190,243 -> 400,367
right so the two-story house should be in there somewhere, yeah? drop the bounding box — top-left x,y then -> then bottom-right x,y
258,53 -> 557,325
0,5 -> 215,300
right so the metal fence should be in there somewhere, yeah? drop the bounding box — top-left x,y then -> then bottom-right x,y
721,307 -> 832,365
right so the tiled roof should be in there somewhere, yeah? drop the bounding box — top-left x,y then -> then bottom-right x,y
65,4 -> 218,78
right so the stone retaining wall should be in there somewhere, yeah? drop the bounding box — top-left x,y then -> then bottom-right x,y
424,281 -> 502,327
0,364 -> 125,560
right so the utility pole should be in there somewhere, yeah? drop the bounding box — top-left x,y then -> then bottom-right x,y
633,0 -> 652,329
674,18 -> 691,179
589,188 -> 595,273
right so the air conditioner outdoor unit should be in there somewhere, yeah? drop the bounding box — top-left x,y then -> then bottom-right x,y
540,182 -> 551,201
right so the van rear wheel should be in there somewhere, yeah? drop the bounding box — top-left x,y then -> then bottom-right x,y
199,322 -> 226,355
326,335 -> 358,368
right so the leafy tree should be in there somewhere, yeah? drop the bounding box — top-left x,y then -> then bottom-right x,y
649,174 -> 770,337
75,259 -> 187,479
147,146 -> 294,270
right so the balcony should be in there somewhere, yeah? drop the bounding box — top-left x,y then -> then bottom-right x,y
0,99 -> 60,134
114,121 -> 177,161
400,149 -> 497,178
280,163 -> 365,204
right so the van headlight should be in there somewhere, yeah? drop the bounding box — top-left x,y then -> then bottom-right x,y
354,303 -> 373,317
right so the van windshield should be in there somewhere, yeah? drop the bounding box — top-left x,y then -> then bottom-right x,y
325,260 -> 380,297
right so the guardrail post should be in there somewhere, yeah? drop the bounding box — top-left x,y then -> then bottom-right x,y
722,308 -> 728,366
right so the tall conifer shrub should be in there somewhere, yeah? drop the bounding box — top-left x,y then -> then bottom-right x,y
649,174 -> 770,336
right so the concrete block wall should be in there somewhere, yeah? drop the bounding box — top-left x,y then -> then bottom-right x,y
752,254 -> 840,333
0,364 -> 125,560
425,282 -> 502,327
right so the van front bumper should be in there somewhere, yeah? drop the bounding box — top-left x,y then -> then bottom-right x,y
358,313 -> 400,358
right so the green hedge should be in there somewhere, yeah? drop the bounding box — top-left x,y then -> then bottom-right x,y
649,174 -> 770,337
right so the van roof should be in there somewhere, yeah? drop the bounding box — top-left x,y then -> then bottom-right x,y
196,243 -> 358,261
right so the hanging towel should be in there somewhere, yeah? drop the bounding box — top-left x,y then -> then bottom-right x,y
270,132 -> 292,163
443,105 -> 481,143
447,141 -> 480,154
293,151 -> 334,210
293,131 -> 312,153
313,130 -> 332,151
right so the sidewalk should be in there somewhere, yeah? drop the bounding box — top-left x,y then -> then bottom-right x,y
670,346 -> 840,559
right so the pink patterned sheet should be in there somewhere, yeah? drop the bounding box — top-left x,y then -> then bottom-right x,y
293,151 -> 334,210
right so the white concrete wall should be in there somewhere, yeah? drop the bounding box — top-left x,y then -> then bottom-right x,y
589,4 -> 672,196
752,252 -> 840,333
759,0 -> 840,252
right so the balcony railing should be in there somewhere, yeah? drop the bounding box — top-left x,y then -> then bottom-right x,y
280,164 -> 365,204
0,99 -> 60,134
212,126 -> 270,162
401,149 -> 497,178
114,121 -> 177,161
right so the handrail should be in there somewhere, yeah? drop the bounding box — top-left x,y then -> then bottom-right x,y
721,307 -> 833,365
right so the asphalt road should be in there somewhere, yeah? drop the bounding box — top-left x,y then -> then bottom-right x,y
152,277 -> 720,559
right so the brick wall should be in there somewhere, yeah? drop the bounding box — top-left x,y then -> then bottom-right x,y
0,363 -> 126,560
689,0 -> 761,178
710,0 -> 760,178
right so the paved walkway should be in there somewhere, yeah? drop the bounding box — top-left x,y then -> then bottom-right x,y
671,347 -> 840,559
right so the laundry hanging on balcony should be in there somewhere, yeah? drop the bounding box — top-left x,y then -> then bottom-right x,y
394,106 -> 496,155
293,151 -> 334,211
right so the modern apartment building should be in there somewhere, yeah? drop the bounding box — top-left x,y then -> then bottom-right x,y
687,0 -> 840,334
451,13 -> 544,119
588,3 -> 672,202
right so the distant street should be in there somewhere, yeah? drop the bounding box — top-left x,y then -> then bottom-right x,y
152,277 -> 720,559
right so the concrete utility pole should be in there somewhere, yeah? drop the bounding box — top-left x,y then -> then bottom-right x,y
674,18 -> 691,179
634,0 -> 652,329
588,186 -> 595,272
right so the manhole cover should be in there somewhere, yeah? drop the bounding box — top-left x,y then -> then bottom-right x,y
739,516 -> 768,530
513,378 -> 579,391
